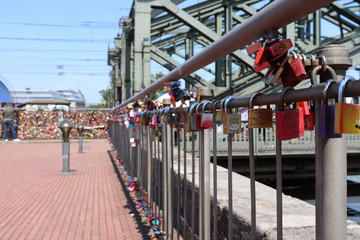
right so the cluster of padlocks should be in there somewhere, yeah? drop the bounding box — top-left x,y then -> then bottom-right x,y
107,144 -> 164,239
110,38 -> 360,143
107,39 -> 360,240
113,72 -> 359,143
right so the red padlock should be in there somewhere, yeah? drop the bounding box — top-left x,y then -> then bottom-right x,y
254,41 -> 267,65
276,87 -> 305,140
298,101 -> 314,130
281,51 -> 307,88
246,42 -> 262,55
264,39 -> 293,57
200,101 -> 213,129
304,109 -> 315,131
253,60 -> 271,73
298,101 -> 310,116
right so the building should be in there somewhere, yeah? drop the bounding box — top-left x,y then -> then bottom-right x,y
9,88 -> 86,108
56,88 -> 86,108
0,80 -> 14,107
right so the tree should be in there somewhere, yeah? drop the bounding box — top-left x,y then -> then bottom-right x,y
99,88 -> 113,108
150,72 -> 165,99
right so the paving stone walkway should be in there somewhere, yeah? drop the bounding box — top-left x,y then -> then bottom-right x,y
0,140 -> 147,240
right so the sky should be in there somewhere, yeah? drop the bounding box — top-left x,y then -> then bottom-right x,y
0,0 -> 358,105
0,0 -> 133,104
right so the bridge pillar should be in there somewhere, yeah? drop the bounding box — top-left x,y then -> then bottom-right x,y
317,45 -> 352,240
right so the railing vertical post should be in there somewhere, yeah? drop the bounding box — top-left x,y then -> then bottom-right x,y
227,134 -> 233,240
137,125 -> 141,181
176,125 -> 181,240
212,112 -> 218,240
183,116 -> 188,239
203,128 -> 211,240
191,131 -> 196,240
314,99 -> 323,240
317,45 -> 352,240
147,126 -> 152,215
198,87 -> 213,240
249,126 -> 256,239
162,122 -> 168,237
199,130 -> 204,240
168,124 -> 174,240
275,105 -> 283,240
129,128 -> 135,177
156,125 -> 161,227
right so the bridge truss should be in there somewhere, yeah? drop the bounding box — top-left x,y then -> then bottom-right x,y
108,0 -> 360,104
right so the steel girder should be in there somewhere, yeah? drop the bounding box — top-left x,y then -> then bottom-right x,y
110,0 -> 360,102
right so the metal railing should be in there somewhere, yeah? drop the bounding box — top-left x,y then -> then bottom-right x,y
105,1 -> 360,239
195,122 -> 360,155
107,76 -> 360,239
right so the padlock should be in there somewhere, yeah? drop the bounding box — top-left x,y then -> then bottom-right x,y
246,42 -> 262,55
248,92 -> 273,128
165,108 -> 177,125
320,79 -> 342,138
185,106 -> 192,133
222,96 -> 242,134
298,101 -> 310,116
200,101 -> 213,129
334,75 -> 360,134
276,87 -> 305,140
188,103 -> 201,132
194,103 -> 207,130
145,114 -> 151,126
152,110 -> 161,126
253,60 -> 271,73
254,40 -> 268,65
303,101 -> 315,131
264,53 -> 289,86
138,113 -> 145,126
281,51 -> 307,88
264,38 -> 293,57
213,100 -> 222,121
304,108 -> 315,131
175,114 -> 184,129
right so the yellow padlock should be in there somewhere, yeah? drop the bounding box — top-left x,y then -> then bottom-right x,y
334,75 -> 360,134
222,96 -> 241,134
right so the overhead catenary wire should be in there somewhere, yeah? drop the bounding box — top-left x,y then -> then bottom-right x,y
0,36 -> 109,43
0,21 -> 118,29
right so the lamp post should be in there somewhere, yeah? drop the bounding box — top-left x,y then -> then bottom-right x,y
77,123 -> 84,153
25,87 -> 31,103
58,119 -> 74,175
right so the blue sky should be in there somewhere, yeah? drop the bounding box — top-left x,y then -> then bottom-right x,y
0,0 -> 358,104
0,0 -> 133,104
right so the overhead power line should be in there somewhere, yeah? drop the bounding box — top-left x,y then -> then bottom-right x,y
0,21 -> 118,29
0,71 -> 108,76
0,36 -> 109,43
0,48 -> 105,53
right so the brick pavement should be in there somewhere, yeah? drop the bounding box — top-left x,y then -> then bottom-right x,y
0,140 -> 148,240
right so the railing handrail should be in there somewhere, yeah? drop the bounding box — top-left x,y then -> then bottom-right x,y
114,80 -> 360,117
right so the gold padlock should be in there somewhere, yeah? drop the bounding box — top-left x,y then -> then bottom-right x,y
185,103 -> 199,133
222,96 -> 241,134
334,75 -> 360,134
248,92 -> 273,128
213,100 -> 222,121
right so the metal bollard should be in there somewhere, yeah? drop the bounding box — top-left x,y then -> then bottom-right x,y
77,123 -> 84,153
58,119 -> 74,175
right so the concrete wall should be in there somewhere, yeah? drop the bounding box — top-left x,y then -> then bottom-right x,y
169,151 -> 360,239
